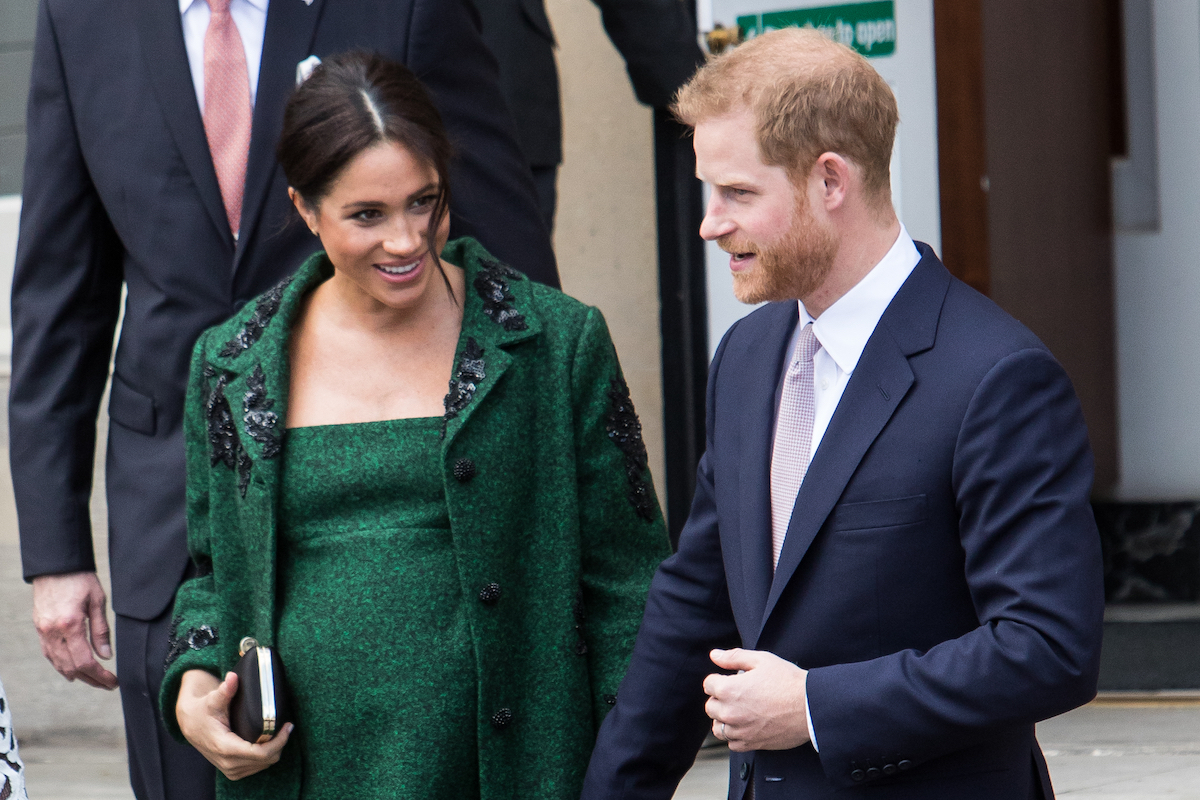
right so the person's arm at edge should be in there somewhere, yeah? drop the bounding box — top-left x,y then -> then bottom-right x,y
14,1 -> 124,688
568,305 -> 672,727
591,0 -> 706,107
580,323 -> 742,800
159,328 -> 225,741
804,347 -> 1105,787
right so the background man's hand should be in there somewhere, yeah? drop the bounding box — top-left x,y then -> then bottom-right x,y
703,648 -> 810,752
31,571 -> 118,689
177,670 -> 293,780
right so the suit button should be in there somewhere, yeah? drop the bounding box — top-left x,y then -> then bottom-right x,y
866,767 -> 881,780
478,582 -> 502,605
898,759 -> 913,771
882,763 -> 898,776
453,458 -> 477,482
850,769 -> 866,782
740,763 -> 748,780
491,707 -> 513,729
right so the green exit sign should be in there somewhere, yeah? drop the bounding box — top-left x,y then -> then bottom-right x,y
737,1 -> 896,58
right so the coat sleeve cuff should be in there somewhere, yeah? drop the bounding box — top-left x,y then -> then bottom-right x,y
158,624 -> 222,742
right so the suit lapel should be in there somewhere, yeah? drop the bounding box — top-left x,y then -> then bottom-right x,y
761,335 -> 914,627
759,246 -> 950,630
732,302 -> 796,651
234,0 -> 325,272
130,0 -> 231,248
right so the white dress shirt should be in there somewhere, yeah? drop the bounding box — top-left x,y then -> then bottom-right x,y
777,225 -> 922,460
180,0 -> 270,113
774,224 -> 922,751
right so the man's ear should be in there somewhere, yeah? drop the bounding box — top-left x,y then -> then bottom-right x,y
289,187 -> 319,236
814,152 -> 851,211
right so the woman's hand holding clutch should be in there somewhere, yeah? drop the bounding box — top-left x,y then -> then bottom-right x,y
177,669 -> 294,780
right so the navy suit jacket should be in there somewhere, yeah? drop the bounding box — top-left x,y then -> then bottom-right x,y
582,245 -> 1105,799
12,0 -> 557,620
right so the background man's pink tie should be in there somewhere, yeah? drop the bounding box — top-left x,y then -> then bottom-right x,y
770,323 -> 822,569
203,0 -> 252,238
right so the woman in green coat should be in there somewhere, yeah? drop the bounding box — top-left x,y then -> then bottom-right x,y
159,52 -> 669,800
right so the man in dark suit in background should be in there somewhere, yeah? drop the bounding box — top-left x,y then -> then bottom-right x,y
583,28 -> 1104,799
470,0 -> 704,230
12,2 -> 557,798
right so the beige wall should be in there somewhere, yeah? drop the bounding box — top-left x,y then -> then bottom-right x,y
545,0 -> 666,497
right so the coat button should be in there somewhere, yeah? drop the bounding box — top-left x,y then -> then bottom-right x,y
739,763 -> 749,780
491,707 -> 513,729
882,763 -> 898,776
453,458 -> 477,482
898,759 -> 913,771
602,693 -> 617,706
866,767 -> 881,780
478,582 -> 502,604
850,769 -> 866,782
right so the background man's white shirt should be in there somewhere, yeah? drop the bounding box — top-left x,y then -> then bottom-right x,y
180,0 -> 270,112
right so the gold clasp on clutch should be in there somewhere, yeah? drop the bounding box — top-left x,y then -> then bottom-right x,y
239,636 -> 259,657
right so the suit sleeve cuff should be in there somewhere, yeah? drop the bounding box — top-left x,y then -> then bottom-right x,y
806,683 -> 819,751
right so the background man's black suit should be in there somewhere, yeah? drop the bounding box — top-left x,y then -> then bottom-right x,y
12,1 -> 556,798
470,0 -> 703,227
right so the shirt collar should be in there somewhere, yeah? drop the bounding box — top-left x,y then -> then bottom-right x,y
181,0 -> 269,13
799,224 -> 921,375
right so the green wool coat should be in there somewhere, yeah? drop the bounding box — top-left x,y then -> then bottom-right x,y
159,238 -> 671,799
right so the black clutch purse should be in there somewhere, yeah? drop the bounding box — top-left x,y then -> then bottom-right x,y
230,637 -> 294,743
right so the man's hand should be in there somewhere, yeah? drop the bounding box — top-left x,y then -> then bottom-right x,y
703,648 -> 811,752
32,572 -> 118,689
177,670 -> 294,781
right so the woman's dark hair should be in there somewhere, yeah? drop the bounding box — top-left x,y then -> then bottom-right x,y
277,51 -> 454,284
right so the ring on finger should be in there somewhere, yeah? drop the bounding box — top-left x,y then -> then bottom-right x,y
721,721 -> 728,740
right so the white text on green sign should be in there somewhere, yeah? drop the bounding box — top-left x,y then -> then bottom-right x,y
737,1 -> 896,58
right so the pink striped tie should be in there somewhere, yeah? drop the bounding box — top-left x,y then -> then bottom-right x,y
203,0 -> 252,238
770,324 -> 821,569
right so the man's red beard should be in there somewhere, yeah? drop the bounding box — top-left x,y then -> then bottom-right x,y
719,202 -> 838,305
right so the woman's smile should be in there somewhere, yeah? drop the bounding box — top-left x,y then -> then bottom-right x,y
374,254 -> 425,281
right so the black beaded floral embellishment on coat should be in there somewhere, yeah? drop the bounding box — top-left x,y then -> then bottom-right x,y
203,364 -> 253,497
218,274 -> 294,358
443,338 -> 486,436
164,615 -> 219,670
475,257 -> 528,332
243,365 -> 282,459
204,365 -> 238,469
606,376 -> 655,521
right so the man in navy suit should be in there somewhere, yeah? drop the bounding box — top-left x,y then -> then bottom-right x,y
12,1 -> 556,798
582,28 -> 1104,800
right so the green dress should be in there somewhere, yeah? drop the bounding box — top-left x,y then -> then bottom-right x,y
276,417 -> 479,798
